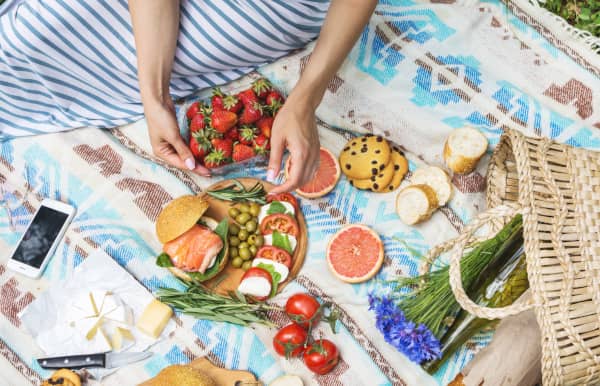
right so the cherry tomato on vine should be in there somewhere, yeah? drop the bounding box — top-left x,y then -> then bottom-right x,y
303,339 -> 340,375
285,293 -> 321,329
273,323 -> 307,358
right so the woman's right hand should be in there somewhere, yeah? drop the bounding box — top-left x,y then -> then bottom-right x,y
144,98 -> 211,177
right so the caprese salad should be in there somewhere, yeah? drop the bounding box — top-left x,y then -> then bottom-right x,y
232,193 -> 301,301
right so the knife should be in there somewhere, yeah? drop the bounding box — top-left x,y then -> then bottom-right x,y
37,351 -> 152,370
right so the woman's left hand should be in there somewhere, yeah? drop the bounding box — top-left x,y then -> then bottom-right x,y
267,94 -> 320,193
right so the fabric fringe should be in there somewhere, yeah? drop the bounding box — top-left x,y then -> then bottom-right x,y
510,0 -> 600,54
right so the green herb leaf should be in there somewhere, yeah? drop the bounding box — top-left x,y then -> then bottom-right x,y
256,262 -> 282,298
214,218 -> 229,241
267,201 -> 287,215
272,231 -> 293,254
156,253 -> 174,267
206,179 -> 267,204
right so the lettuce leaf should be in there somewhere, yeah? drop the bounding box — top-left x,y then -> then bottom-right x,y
256,262 -> 282,298
272,231 -> 293,254
156,253 -> 174,267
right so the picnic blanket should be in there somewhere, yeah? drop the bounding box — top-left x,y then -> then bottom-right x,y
2,1 -> 600,385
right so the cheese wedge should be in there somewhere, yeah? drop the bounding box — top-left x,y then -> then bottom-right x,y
136,299 -> 173,339
443,127 -> 488,174
396,185 -> 439,225
111,327 -> 135,351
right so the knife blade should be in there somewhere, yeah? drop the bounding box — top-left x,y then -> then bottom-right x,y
37,351 -> 152,370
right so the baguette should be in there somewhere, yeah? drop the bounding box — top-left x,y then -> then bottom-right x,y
410,166 -> 453,206
395,184 -> 439,225
443,127 -> 488,174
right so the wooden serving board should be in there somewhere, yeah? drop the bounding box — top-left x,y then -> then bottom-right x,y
202,178 -> 307,296
189,357 -> 262,386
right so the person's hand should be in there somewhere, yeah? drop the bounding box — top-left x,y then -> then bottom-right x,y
267,95 -> 320,193
144,98 -> 210,176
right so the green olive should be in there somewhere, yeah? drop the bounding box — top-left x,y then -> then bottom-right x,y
238,229 -> 249,241
239,241 -> 249,250
254,235 -> 265,247
242,261 -> 252,271
232,257 -> 243,268
229,223 -> 240,236
228,207 -> 241,218
249,203 -> 261,217
245,220 -> 257,233
239,247 -> 252,260
229,236 -> 240,247
249,245 -> 258,256
247,234 -> 256,246
238,203 -> 250,213
236,213 -> 251,225
230,247 -> 239,258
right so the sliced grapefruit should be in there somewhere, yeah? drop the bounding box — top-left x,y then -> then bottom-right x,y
285,147 -> 340,199
326,224 -> 384,283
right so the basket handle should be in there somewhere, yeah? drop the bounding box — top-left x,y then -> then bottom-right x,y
439,204 -> 534,319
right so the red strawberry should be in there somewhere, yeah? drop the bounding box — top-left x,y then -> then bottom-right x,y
211,88 -> 225,110
256,116 -> 273,138
222,95 -> 243,113
252,78 -> 272,99
232,143 -> 255,163
189,132 -> 211,160
210,110 -> 238,133
225,127 -> 239,141
211,137 -> 233,159
203,150 -> 228,169
253,134 -> 270,154
237,88 -> 258,106
266,91 -> 284,116
189,114 -> 206,133
265,90 -> 284,105
239,126 -> 257,146
239,102 -> 263,125
186,101 -> 202,120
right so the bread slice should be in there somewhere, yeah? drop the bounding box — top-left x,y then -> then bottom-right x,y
395,185 -> 439,225
410,166 -> 453,206
156,194 -> 209,244
443,127 -> 488,174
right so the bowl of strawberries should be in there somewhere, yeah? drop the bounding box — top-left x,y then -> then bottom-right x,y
179,78 -> 284,175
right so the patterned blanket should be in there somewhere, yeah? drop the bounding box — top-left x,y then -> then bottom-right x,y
1,1 -> 599,385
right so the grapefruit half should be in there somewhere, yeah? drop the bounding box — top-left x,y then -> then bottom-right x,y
285,147 -> 340,198
326,224 -> 384,283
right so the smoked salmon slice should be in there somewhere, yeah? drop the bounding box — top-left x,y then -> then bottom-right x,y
163,225 -> 223,273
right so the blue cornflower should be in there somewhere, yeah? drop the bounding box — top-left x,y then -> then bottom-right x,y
368,293 -> 441,364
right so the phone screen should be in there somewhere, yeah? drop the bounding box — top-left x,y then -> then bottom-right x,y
12,206 -> 69,268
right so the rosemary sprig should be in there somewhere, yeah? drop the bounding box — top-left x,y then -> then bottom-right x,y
206,179 -> 267,204
158,283 -> 281,327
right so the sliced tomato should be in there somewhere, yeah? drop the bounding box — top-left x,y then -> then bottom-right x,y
256,245 -> 293,268
260,213 -> 299,237
267,193 -> 299,211
242,266 -> 273,282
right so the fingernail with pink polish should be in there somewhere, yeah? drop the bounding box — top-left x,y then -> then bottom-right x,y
266,169 -> 276,182
185,157 -> 196,170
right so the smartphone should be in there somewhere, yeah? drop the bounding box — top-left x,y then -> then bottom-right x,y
7,199 -> 76,278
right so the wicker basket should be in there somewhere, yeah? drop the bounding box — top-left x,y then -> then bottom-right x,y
433,128 -> 600,385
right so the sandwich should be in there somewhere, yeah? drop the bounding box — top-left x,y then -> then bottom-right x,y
154,195 -> 228,282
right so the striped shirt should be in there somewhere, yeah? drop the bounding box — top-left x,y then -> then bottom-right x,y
0,0 -> 329,139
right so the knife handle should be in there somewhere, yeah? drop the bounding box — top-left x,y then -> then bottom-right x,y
38,353 -> 105,369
